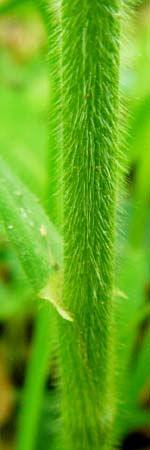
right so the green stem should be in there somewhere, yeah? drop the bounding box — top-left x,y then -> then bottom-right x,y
58,2 -> 121,449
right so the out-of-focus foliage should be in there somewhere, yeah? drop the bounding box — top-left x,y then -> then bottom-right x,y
0,1 -> 149,449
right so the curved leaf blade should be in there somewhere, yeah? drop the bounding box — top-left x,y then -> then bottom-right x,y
0,156 -> 63,293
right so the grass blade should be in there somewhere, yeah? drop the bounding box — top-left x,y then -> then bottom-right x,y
15,304 -> 53,450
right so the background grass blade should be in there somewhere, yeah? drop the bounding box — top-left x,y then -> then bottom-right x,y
15,303 -> 54,450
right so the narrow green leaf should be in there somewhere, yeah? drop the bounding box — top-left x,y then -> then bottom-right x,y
0,157 -> 68,319
0,157 -> 62,289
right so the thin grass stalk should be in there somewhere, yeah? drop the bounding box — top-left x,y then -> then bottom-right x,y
16,304 -> 52,450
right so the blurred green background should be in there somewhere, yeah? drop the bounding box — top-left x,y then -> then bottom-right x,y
0,1 -> 149,449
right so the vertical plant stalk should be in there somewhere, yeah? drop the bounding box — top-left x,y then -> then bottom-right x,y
16,304 -> 53,450
59,2 -> 121,449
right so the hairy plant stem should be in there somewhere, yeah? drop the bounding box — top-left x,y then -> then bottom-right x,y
58,2 -> 121,449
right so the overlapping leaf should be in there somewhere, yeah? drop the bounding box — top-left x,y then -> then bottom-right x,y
0,157 -> 68,319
